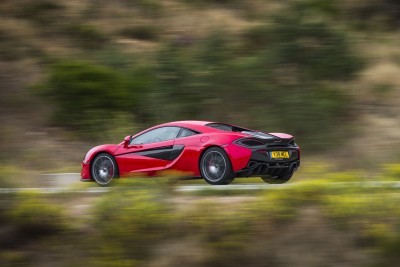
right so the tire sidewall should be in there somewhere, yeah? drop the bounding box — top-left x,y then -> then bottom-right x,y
91,153 -> 119,186
200,147 -> 234,185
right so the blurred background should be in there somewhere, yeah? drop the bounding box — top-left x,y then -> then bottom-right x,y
1,0 -> 400,266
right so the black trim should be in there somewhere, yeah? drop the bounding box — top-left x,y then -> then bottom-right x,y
205,123 -> 250,132
235,147 -> 300,177
118,145 -> 185,161
170,145 -> 185,160
136,147 -> 173,160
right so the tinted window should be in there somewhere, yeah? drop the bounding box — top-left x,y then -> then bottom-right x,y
206,123 -> 248,132
131,127 -> 180,145
177,128 -> 197,138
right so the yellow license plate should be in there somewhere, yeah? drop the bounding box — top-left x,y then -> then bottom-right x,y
271,151 -> 290,159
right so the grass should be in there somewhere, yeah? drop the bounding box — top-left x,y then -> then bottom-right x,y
0,174 -> 400,266
2,166 -> 400,266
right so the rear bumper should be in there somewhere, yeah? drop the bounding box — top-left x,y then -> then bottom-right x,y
235,148 -> 300,177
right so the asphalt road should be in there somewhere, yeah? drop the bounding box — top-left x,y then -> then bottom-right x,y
1,173 -> 400,194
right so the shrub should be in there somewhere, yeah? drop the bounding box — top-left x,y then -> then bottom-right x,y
338,0 -> 400,30
12,0 -> 64,24
118,25 -> 160,41
136,0 -> 163,16
65,24 -> 109,49
117,0 -> 163,17
8,192 -> 67,236
298,0 -> 400,30
42,60 -> 136,137
0,28 -> 30,61
251,14 -> 363,81
182,0 -> 244,9
38,6 -> 363,149
90,188 -> 171,262
381,164 -> 400,180
0,165 -> 19,189
154,15 -> 362,150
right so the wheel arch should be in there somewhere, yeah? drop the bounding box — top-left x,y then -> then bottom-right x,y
198,145 -> 235,185
198,145 -> 230,173
89,151 -> 120,178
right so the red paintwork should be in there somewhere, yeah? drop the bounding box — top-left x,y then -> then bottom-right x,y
115,139 -> 174,173
81,120 -> 296,181
81,144 -> 120,180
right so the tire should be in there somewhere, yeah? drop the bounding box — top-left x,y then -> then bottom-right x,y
91,153 -> 119,186
200,147 -> 235,185
261,170 -> 293,184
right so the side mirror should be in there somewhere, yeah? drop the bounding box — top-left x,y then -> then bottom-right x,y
123,135 -> 132,148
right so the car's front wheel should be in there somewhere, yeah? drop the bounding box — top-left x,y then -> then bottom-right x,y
91,153 -> 119,186
200,147 -> 235,185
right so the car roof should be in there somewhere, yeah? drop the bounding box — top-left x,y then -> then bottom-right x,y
157,120 -> 222,133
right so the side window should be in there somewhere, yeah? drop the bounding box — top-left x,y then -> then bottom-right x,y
177,128 -> 198,138
131,127 -> 180,145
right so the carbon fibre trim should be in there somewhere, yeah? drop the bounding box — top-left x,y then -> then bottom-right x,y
118,145 -> 184,161
170,145 -> 185,160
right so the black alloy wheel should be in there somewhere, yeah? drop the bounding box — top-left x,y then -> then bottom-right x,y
200,147 -> 235,185
91,153 -> 119,186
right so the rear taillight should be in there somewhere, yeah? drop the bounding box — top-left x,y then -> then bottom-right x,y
235,138 -> 264,147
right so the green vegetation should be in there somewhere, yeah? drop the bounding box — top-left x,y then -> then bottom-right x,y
41,60 -> 137,138
64,24 -> 109,49
0,0 -> 399,167
1,1 -> 400,265
1,173 -> 400,266
313,0 -> 400,31
8,192 -> 68,236
12,0 -> 64,25
118,25 -> 160,41
36,7 -> 362,150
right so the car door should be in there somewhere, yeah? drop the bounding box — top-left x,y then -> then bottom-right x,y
114,127 -> 180,175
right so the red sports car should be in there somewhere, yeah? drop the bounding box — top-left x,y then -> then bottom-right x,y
81,121 -> 300,185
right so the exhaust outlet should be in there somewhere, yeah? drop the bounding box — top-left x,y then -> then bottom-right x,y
247,161 -> 259,169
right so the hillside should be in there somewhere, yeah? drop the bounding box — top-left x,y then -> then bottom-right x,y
0,0 -> 400,171
1,2 -> 400,266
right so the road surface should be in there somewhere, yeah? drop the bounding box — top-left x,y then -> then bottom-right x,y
1,173 -> 400,194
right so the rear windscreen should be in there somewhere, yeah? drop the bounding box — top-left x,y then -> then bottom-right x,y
205,123 -> 248,132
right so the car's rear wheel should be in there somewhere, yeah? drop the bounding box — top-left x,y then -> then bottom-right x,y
91,153 -> 118,186
200,147 -> 235,185
261,171 -> 293,184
